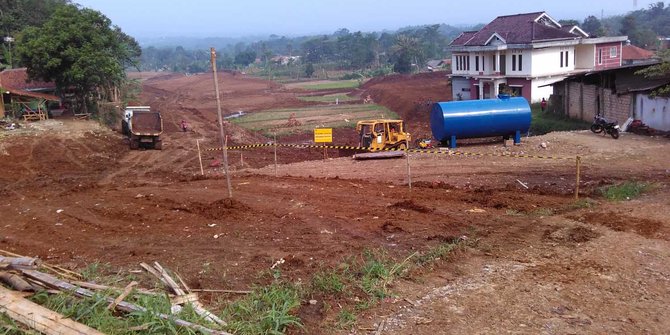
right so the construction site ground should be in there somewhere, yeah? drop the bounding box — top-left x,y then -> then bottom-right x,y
1,71 -> 669,334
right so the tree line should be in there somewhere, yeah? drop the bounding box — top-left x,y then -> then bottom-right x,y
138,24 -> 467,77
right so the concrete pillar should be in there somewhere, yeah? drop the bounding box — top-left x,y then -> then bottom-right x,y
495,51 -> 500,74
478,79 -> 484,100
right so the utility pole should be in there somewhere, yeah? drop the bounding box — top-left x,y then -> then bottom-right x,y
4,36 -> 14,69
210,47 -> 233,198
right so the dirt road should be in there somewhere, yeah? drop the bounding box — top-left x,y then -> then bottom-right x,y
1,72 -> 668,334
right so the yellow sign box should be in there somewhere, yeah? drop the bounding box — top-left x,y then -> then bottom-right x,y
314,128 -> 333,143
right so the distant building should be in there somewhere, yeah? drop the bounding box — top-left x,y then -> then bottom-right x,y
622,44 -> 658,65
449,12 -> 628,102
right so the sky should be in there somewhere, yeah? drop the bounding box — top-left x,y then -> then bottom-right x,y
75,0 -> 660,39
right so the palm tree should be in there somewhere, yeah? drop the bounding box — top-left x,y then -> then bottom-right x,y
392,35 -> 422,73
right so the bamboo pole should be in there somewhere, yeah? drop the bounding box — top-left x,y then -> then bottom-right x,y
210,47 -> 233,198
196,139 -> 204,176
575,156 -> 581,200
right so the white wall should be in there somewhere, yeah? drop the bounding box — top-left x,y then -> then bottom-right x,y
531,46 -> 574,76
575,45 -> 594,70
451,77 -> 472,100
531,78 -> 559,102
636,94 -> 670,131
505,50 -> 531,76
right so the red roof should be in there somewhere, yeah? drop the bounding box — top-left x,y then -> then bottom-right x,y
622,45 -> 656,61
451,12 -> 579,46
0,68 -> 56,91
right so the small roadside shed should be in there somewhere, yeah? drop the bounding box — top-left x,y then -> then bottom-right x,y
548,63 -> 670,131
0,68 -> 60,120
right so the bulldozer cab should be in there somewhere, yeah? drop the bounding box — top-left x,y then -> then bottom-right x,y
356,119 -> 410,150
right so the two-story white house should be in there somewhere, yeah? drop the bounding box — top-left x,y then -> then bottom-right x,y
449,12 -> 628,102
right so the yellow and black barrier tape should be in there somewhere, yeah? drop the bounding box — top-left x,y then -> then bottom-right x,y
204,143 -> 573,160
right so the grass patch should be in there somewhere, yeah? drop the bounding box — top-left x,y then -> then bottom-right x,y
231,104 -> 397,136
298,94 -> 358,103
336,309 -> 356,330
529,105 -> 591,135
223,282 -> 302,335
600,181 -> 652,201
530,207 -> 555,216
569,198 -> 597,209
0,313 -> 24,335
311,269 -> 346,295
297,80 -> 360,91
414,241 -> 461,266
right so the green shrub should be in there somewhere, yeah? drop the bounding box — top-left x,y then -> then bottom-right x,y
600,181 -> 652,201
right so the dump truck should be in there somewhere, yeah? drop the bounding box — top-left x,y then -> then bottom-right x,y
122,106 -> 163,150
356,119 -> 410,150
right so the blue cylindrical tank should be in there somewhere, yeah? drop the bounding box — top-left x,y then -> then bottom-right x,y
430,96 -> 531,146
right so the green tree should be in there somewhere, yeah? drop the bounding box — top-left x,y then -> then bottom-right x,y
636,49 -> 670,96
234,49 -> 257,67
582,15 -> 603,36
17,4 -> 140,113
305,63 -> 315,77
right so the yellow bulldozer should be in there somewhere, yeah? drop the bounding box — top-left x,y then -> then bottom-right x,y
356,119 -> 411,150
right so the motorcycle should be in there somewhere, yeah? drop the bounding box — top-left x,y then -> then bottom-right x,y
590,115 -> 620,139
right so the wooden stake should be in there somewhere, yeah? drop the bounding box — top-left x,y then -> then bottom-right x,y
274,132 -> 278,177
210,47 -> 233,198
575,156 -> 581,200
406,147 -> 412,191
107,281 -> 137,311
196,139 -> 204,176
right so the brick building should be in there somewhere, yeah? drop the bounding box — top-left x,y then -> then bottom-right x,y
549,63 -> 670,131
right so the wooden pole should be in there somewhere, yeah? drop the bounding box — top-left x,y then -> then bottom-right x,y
196,139 -> 204,176
273,132 -> 278,177
210,48 -> 233,198
575,156 -> 581,200
406,147 -> 412,191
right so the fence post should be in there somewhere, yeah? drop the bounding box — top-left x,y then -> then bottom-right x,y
574,156 -> 581,200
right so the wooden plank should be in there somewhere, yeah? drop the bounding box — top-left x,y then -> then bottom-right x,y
0,285 -> 105,335
191,288 -> 251,294
107,281 -> 137,311
21,270 -> 232,335
353,151 -> 405,160
0,272 -> 35,291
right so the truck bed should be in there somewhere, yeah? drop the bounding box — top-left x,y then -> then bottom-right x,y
130,111 -> 162,135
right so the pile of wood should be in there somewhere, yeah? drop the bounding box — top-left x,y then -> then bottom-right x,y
0,251 -> 234,335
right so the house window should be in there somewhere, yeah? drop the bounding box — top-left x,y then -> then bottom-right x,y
598,49 -> 603,64
518,54 -> 523,71
560,52 -> 564,67
610,47 -> 617,58
482,56 -> 485,71
467,56 -> 470,71
475,56 -> 479,71
512,54 -> 516,71
565,51 -> 569,67
491,55 -> 496,71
